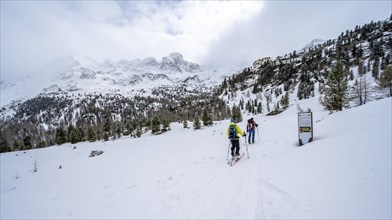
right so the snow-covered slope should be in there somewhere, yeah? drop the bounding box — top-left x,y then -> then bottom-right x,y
1,96 -> 390,219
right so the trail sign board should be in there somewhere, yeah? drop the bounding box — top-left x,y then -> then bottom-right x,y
298,112 -> 313,146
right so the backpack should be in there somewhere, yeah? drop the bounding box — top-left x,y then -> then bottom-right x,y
228,124 -> 237,140
247,118 -> 255,130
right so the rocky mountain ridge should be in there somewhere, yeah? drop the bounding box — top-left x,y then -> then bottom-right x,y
1,52 -> 238,108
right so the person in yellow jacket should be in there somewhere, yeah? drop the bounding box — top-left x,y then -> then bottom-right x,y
226,118 -> 246,158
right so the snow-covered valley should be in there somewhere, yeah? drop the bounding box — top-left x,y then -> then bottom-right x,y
1,96 -> 390,219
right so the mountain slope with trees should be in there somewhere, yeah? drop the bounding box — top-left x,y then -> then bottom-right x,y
216,16 -> 391,115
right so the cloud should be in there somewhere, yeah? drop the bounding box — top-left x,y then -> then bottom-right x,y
1,1 -> 390,81
1,1 -> 263,81
203,0 -> 392,66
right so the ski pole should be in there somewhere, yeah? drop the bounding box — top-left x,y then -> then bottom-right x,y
257,127 -> 260,142
226,141 -> 231,162
244,134 -> 250,158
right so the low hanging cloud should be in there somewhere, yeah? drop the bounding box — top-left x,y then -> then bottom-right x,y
1,1 -> 263,81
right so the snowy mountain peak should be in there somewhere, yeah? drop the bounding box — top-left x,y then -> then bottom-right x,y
159,52 -> 200,73
0,51 -> 238,107
141,57 -> 159,67
160,52 -> 184,66
301,39 -> 326,52
166,52 -> 184,62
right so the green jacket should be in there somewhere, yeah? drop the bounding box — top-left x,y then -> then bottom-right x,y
226,122 -> 245,140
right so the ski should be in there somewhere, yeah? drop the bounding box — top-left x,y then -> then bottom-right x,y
229,153 -> 245,166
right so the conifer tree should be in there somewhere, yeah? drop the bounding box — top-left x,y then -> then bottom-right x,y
183,120 -> 188,128
161,117 -> 170,132
103,116 -> 111,134
0,135 -> 10,153
281,92 -> 289,108
13,140 -> 20,151
372,59 -> 380,79
87,127 -> 96,142
239,99 -> 244,110
257,102 -> 262,114
69,129 -> 79,144
202,108 -> 213,126
97,129 -> 102,141
77,128 -> 85,142
68,125 -> 80,144
193,115 -> 201,130
231,105 -> 243,122
135,127 -> 141,138
55,127 -> 67,145
246,100 -> 252,113
226,106 -> 231,117
23,136 -> 32,149
151,116 -> 161,134
324,61 -> 349,111
37,141 -> 46,148
103,132 -> 109,141
380,65 -> 392,96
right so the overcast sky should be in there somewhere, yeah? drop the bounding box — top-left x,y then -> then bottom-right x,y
1,0 -> 391,81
